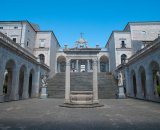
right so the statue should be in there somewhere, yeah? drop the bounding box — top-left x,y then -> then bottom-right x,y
118,71 -> 123,86
40,73 -> 48,99
117,71 -> 126,98
41,73 -> 48,87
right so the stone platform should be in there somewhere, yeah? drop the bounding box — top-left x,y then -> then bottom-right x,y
59,103 -> 104,108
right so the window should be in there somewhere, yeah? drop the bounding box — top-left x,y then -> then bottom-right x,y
39,54 -> 45,64
12,38 -> 16,43
27,41 -> 29,47
141,31 -> 146,35
14,26 -> 18,29
121,54 -> 127,64
0,27 -> 3,29
121,41 -> 126,48
39,39 -> 45,48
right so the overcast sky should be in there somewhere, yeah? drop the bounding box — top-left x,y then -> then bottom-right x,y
0,0 -> 160,47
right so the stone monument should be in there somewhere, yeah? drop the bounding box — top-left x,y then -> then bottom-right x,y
40,73 -> 48,99
118,71 -> 126,98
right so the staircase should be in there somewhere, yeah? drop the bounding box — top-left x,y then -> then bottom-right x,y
47,73 -> 65,98
98,72 -> 117,99
47,72 -> 118,99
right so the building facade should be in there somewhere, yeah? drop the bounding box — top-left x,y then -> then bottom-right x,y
0,20 -> 160,103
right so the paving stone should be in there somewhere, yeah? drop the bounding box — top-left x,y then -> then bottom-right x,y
0,99 -> 160,130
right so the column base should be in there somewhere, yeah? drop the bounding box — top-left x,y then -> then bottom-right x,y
22,93 -> 29,99
93,99 -> 99,104
10,94 -> 19,101
0,94 -> 4,102
31,93 -> 39,98
64,99 -> 71,104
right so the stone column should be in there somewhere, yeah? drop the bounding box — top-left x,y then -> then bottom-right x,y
32,66 -> 41,98
98,59 -> 100,72
10,66 -> 20,100
87,60 -> 90,72
135,69 -> 142,99
145,66 -> 154,100
0,64 -> 5,102
76,60 -> 79,72
22,70 -> 29,99
64,58 -> 71,103
124,67 -> 130,96
92,59 -> 99,103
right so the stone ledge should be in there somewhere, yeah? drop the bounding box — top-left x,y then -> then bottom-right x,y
59,103 -> 104,108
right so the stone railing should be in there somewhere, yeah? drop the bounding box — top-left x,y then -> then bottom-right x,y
0,31 -> 37,60
128,37 -> 160,62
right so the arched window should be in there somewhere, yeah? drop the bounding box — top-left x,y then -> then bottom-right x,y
121,54 -> 127,64
39,54 -> 45,64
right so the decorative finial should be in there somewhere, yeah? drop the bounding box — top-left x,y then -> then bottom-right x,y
80,32 -> 84,38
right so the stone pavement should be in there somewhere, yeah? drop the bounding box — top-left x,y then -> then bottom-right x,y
0,98 -> 160,130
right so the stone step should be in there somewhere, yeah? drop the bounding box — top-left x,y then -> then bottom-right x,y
47,72 -> 118,99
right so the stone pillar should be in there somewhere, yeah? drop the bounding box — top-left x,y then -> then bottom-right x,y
10,67 -> 20,100
32,66 -> 41,98
124,67 -> 130,96
22,70 -> 29,99
87,60 -> 90,72
92,59 -> 99,103
98,59 -> 100,72
76,60 -> 79,72
145,67 -> 154,100
135,69 -> 142,99
0,64 -> 5,102
64,58 -> 71,103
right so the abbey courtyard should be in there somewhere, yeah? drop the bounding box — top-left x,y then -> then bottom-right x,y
0,20 -> 160,129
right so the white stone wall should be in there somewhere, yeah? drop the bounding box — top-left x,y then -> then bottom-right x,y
49,34 -> 60,77
129,23 -> 160,54
0,23 -> 22,43
34,32 -> 51,66
23,22 -> 36,53
114,32 -> 132,67
107,35 -> 116,73
130,24 -> 160,41
34,32 -> 60,77
0,22 -> 36,53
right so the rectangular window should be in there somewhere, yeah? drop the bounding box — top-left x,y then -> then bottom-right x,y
39,39 -> 45,48
121,41 -> 126,48
12,38 -> 16,43
0,27 -> 3,29
27,41 -> 29,46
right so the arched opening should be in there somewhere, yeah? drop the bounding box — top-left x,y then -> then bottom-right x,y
39,54 -> 45,64
131,70 -> 137,97
139,66 -> 146,97
3,60 -> 16,99
100,55 -> 109,72
18,65 -> 26,99
150,61 -> 160,97
57,56 -> 66,73
28,69 -> 35,98
121,54 -> 127,64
